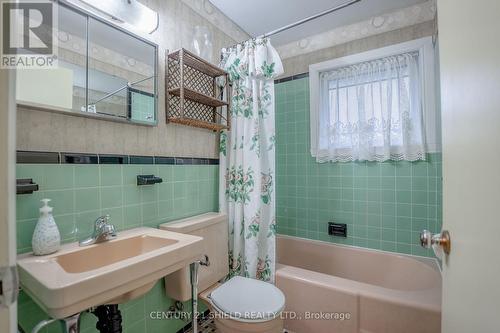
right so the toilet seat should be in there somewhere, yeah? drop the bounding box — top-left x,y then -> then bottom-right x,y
209,276 -> 285,323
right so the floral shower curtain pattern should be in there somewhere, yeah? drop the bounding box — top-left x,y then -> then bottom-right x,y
219,38 -> 283,282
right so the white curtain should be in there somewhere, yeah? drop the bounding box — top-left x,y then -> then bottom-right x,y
313,52 -> 426,162
219,39 -> 283,282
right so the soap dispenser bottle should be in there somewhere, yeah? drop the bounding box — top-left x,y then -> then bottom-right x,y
32,199 -> 61,256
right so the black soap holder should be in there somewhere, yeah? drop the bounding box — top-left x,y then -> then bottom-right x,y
16,178 -> 39,194
137,175 -> 163,186
328,222 -> 347,237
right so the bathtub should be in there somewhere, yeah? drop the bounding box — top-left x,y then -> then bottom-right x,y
276,235 -> 441,333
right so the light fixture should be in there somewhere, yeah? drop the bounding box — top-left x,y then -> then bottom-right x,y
68,0 -> 159,34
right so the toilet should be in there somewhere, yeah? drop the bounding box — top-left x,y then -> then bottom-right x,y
160,213 -> 285,333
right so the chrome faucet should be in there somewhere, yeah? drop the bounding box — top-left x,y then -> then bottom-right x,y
79,215 -> 117,246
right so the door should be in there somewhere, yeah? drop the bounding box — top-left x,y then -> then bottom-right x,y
437,0 -> 500,332
0,68 -> 17,331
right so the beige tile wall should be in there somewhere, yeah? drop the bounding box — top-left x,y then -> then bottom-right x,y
16,0 -> 248,158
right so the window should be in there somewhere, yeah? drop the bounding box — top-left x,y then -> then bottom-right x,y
309,37 -> 439,162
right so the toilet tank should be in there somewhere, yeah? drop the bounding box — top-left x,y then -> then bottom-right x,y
159,212 -> 228,301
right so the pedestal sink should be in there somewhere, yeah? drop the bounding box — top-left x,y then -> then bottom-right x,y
17,227 -> 203,319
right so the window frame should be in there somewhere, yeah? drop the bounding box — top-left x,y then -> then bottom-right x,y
309,36 -> 439,158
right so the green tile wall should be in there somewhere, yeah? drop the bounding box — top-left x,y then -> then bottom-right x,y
16,163 -> 218,333
275,77 -> 442,257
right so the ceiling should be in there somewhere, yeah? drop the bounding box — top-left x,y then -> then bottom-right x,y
208,0 -> 428,46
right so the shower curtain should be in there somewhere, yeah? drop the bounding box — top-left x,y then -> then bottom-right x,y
219,38 -> 283,282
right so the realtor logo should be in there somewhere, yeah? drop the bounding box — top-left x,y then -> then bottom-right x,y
1,0 -> 57,68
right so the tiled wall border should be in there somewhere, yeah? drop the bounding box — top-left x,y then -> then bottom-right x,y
17,150 -> 219,165
274,72 -> 309,84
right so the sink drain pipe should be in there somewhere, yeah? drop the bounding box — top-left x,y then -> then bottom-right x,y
92,305 -> 122,333
31,304 -> 121,333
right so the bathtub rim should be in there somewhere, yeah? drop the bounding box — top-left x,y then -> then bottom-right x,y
277,234 -> 442,274
276,235 -> 442,314
276,263 -> 441,313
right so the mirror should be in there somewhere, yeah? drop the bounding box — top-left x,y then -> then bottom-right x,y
16,4 -> 87,114
87,16 -> 156,122
16,2 -> 158,125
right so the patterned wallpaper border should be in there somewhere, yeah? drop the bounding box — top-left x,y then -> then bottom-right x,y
276,0 -> 436,59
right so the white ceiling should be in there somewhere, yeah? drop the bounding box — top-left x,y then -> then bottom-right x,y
208,0 -> 428,46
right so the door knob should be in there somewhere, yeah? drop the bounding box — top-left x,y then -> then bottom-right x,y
420,229 -> 451,255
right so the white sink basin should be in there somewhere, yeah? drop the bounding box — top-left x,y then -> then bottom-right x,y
17,227 -> 203,319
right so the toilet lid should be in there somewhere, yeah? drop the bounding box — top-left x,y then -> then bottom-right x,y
210,276 -> 285,322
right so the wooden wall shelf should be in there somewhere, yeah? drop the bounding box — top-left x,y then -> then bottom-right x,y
165,48 -> 230,131
168,49 -> 226,77
168,87 -> 228,108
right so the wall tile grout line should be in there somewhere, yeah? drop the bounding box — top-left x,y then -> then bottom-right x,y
275,77 -> 441,257
16,163 -> 219,254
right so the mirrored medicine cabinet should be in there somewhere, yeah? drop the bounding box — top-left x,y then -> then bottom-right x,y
15,1 -> 158,126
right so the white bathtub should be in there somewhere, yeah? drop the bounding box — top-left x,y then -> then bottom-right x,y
276,235 -> 441,333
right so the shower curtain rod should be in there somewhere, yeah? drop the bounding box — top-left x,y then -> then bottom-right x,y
225,0 -> 362,49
